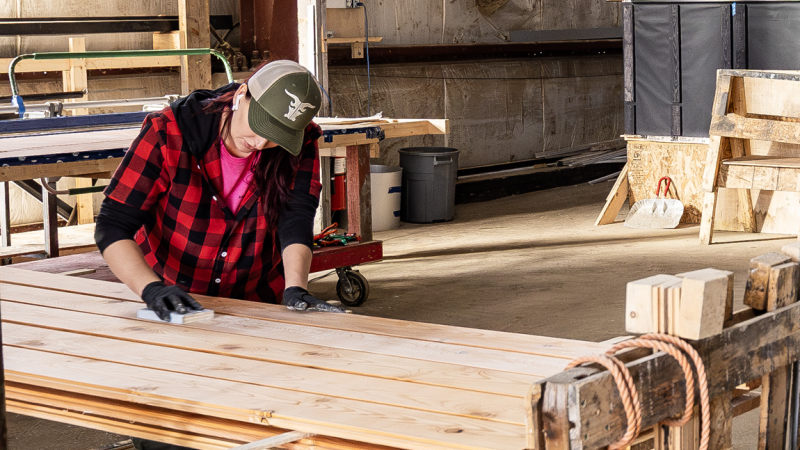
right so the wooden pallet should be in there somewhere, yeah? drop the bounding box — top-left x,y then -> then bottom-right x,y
0,266 -> 610,450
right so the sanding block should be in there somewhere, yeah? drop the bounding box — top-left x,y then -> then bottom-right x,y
137,308 -> 215,324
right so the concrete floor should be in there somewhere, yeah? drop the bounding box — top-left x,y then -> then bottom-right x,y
10,181 -> 787,449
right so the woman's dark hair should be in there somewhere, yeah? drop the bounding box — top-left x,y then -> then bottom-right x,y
201,72 -> 301,229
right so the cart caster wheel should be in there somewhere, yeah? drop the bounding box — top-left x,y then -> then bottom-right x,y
336,270 -> 369,307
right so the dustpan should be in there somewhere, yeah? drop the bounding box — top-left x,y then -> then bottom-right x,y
624,176 -> 684,229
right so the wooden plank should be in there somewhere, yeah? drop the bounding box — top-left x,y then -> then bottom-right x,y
758,261 -> 799,450
626,274 -> 682,334
0,56 -> 181,74
744,253 -> 792,311
776,168 -> 800,192
716,164 -> 754,189
710,114 -> 800,146
0,283 -> 560,388
3,348 -> 527,450
732,392 -> 762,417
674,268 -> 732,340
41,179 -> 59,258
0,267 -> 611,360
178,0 -> 212,94
723,156 -> 800,169
594,163 -> 629,226
767,263 -> 799,310
153,31 -> 182,50
2,321 -> 524,425
699,191 -> 719,245
726,76 -> 757,233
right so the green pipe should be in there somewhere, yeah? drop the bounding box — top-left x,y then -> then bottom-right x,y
8,48 -> 233,98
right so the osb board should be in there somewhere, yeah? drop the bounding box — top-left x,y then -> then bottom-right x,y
628,141 -> 707,224
329,55 -> 623,168
628,140 -> 800,234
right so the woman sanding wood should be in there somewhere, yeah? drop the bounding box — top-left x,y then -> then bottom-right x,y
95,60 -> 343,450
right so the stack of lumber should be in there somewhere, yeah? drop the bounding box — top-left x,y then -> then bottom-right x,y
0,267 -> 612,450
626,268 -> 734,339
533,139 -> 627,167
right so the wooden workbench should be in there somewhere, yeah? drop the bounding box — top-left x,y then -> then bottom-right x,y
0,266 -> 608,450
0,117 -> 448,256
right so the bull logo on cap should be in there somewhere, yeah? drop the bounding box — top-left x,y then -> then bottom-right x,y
284,90 -> 316,122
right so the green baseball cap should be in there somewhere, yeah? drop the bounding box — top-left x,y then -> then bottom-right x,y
246,60 -> 322,155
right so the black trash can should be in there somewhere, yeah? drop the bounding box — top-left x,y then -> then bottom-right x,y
398,147 -> 460,223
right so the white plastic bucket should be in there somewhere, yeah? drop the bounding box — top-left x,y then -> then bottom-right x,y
370,165 -> 403,232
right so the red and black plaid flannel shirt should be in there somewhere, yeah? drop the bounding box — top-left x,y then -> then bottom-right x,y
102,105 -> 322,303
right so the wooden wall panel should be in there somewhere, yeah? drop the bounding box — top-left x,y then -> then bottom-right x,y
542,75 -> 623,152
364,0 -> 620,46
328,55 -> 623,169
444,61 -> 544,167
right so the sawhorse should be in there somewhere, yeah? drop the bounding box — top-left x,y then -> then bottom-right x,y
700,69 -> 800,245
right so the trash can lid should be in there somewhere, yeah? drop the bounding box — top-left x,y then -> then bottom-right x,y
398,147 -> 460,157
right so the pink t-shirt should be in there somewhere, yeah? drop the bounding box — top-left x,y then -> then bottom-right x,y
220,139 -> 255,213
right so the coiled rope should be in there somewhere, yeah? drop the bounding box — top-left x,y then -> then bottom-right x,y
565,333 -> 710,450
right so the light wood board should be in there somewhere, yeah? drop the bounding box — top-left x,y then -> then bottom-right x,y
0,267 -> 609,450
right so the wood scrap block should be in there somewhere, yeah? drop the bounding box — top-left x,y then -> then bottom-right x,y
781,242 -> 800,262
744,253 -> 792,310
675,269 -> 733,340
626,274 -> 682,334
767,262 -> 799,310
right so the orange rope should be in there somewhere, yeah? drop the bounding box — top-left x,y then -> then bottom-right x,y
566,333 -> 710,450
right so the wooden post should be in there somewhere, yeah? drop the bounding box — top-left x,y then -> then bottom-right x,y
758,259 -> 799,450
178,0 -> 212,95
62,37 -> 88,116
345,144 -> 372,242
74,178 -> 94,225
320,156 -> 332,228
0,182 -> 10,249
727,76 -> 757,233
709,392 -> 733,450
41,179 -> 59,258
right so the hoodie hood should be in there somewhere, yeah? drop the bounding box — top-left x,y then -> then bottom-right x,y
170,83 -> 239,158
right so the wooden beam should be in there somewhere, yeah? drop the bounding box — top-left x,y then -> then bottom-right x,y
710,114 -> 800,146
346,144 -> 372,242
178,0 -> 212,94
62,37 -> 88,116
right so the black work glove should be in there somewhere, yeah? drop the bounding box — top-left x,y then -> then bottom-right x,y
141,281 -> 203,321
282,287 -> 345,313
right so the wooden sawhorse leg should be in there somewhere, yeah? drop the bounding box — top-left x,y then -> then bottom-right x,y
42,179 -> 59,258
